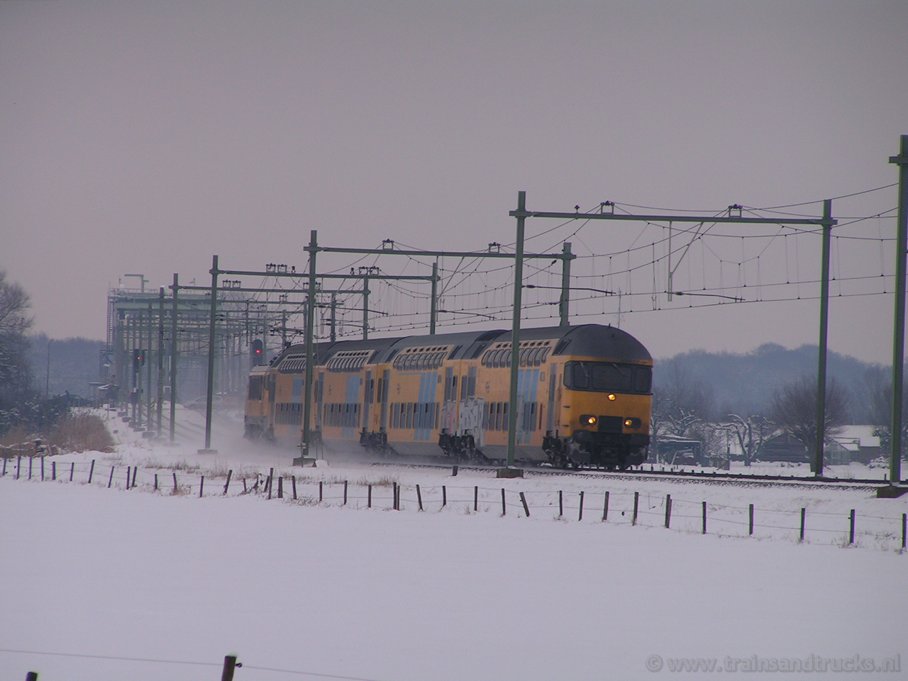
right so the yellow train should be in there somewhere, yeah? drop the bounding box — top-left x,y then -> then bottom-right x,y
244,324 -> 652,468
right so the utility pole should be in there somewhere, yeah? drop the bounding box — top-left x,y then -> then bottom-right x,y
297,230 -> 319,465
170,274 -> 179,443
890,134 -> 908,484
201,255 -> 219,453
135,312 -> 143,430
430,260 -> 438,334
814,199 -> 833,477
146,301 -> 153,432
559,242 -> 572,326
503,190 -> 528,476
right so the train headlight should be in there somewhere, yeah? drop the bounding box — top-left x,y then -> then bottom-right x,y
607,393 -> 617,401
581,414 -> 598,427
624,417 -> 641,429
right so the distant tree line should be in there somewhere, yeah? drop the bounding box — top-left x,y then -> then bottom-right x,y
0,271 -> 90,440
652,345 -> 905,466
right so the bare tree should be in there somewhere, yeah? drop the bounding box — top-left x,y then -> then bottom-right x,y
0,271 -> 33,434
864,366 -> 908,459
726,413 -> 771,467
651,363 -> 715,462
770,375 -> 848,469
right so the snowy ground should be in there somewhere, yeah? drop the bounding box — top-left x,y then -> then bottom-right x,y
1,408 -> 906,681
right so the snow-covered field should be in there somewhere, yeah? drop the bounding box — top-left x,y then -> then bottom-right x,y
1,408 -> 906,681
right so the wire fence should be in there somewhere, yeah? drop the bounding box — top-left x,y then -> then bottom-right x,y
2,454 -> 907,552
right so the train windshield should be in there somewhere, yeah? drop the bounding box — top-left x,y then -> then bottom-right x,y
563,361 -> 651,394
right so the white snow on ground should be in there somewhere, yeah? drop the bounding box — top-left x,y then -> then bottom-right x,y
1,408 -> 906,681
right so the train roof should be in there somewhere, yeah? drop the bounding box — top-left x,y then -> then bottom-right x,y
271,323 -> 650,367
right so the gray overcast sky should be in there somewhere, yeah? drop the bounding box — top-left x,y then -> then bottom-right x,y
2,0 -> 906,364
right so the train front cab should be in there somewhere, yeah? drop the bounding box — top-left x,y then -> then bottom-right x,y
547,357 -> 652,469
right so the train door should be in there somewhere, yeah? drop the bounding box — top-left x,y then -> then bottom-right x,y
379,369 -> 390,432
363,370 -> 372,430
267,373 -> 276,433
315,372 -> 324,430
460,365 -> 483,448
441,366 -> 458,432
546,366 -> 558,434
459,398 -> 484,448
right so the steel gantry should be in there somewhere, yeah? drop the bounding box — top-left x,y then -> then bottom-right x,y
508,190 -> 841,477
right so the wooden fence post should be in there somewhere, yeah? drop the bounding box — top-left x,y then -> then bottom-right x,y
500,488 -> 506,516
267,468 -> 274,500
416,484 -> 423,511
319,480 -> 324,503
902,513 -> 906,550
1,457 -> 6,476
519,492 -> 530,517
40,456 -> 44,481
70,461 -> 75,482
200,475 -> 204,498
799,508 -> 806,542
172,471 -> 178,493
292,476 -> 297,500
278,476 -> 283,499
558,490 -> 563,518
16,455 -> 21,480
702,501 -> 707,535
343,480 -> 348,506
664,494 -> 672,529
107,465 -> 115,489
442,485 -> 447,508
452,465 -> 458,476
154,473 -> 159,491
849,509 -> 856,545
28,456 -> 33,479
88,459 -> 95,484
749,503 -> 754,536
474,485 -> 478,512
25,672 -> 38,681
125,466 -> 130,490
367,484 -> 372,509
131,466 -> 137,488
52,461 -> 56,481
578,491 -> 584,521
224,470 -> 232,495
602,491 -> 609,522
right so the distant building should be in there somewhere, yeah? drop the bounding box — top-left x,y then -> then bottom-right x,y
757,426 -> 882,464
758,432 -> 808,463
830,425 -> 882,464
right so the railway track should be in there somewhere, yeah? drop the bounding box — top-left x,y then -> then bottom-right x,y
370,459 -> 897,490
